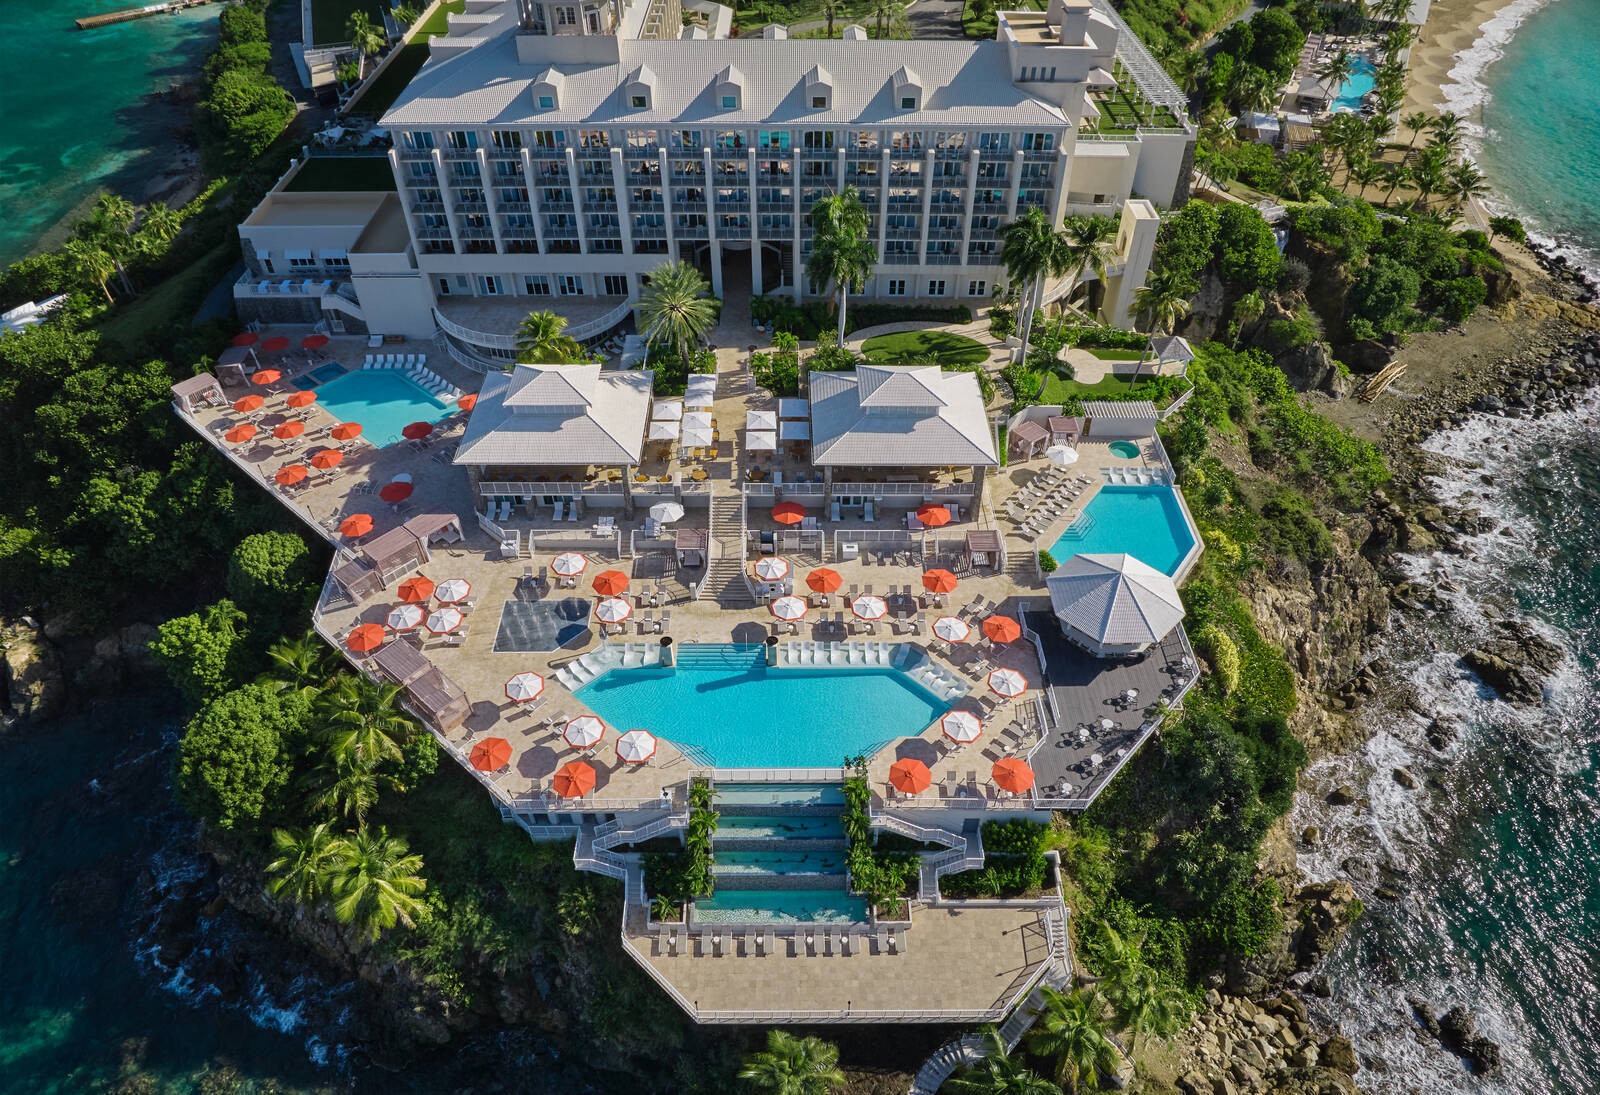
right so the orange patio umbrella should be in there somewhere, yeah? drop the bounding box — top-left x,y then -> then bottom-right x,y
251,369 -> 282,386
224,423 -> 257,444
261,335 -> 290,352
456,393 -> 478,411
921,569 -> 959,594
330,422 -> 363,442
991,758 -> 1035,794
771,501 -> 806,525
396,575 -> 436,602
285,390 -> 317,408
981,615 -> 1022,644
345,623 -> 386,653
274,465 -> 308,486
300,334 -> 329,349
232,394 -> 263,413
916,503 -> 952,527
309,448 -> 344,470
273,420 -> 305,440
231,332 -> 259,347
469,737 -> 513,772
401,421 -> 433,440
889,757 -> 932,795
592,570 -> 629,597
378,481 -> 413,503
553,760 -> 597,798
339,513 -> 374,537
806,567 -> 842,593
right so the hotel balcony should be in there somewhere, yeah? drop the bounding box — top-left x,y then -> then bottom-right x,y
434,294 -> 634,371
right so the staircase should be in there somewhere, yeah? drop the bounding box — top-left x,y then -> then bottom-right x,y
673,643 -> 765,670
704,491 -> 756,606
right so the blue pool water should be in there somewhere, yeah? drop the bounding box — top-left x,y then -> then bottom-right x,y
714,783 -> 845,807
312,370 -> 453,447
1047,484 -> 1196,576
693,889 -> 868,924
574,650 -> 949,767
714,815 -> 846,840
1333,56 -> 1376,112
712,850 -> 847,875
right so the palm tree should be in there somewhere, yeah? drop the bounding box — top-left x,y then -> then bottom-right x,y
1428,111 -> 1464,155
945,1029 -> 1057,1095
737,1029 -> 846,1094
63,238 -> 115,303
638,260 -> 720,370
138,201 -> 183,252
515,308 -> 586,363
1410,145 -> 1449,208
1366,112 -> 1397,146
806,185 -> 877,346
822,0 -> 840,36
264,631 -> 332,694
1108,968 -> 1185,1057
1063,213 -> 1124,313
319,674 -> 411,766
870,0 -> 896,37
1132,268 -> 1193,335
304,752 -> 381,825
998,206 -> 1069,365
1314,48 -> 1355,91
1168,49 -> 1205,97
346,12 -> 385,80
1232,67 -> 1279,114
1026,986 -> 1119,1093
1381,161 -> 1410,203
1401,111 -> 1432,153
1446,159 -> 1490,211
1349,154 -> 1385,197
265,821 -> 342,905
328,827 -> 427,941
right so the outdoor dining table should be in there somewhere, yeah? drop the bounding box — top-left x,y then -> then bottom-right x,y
691,469 -> 707,481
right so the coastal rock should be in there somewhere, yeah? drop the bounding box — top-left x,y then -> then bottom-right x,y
1462,648 -> 1543,704
1,620 -> 66,726
1319,1035 -> 1358,1075
1301,825 -> 1321,847
1291,880 -> 1361,968
1439,1006 -> 1503,1076
1273,338 -> 1353,399
1392,767 -> 1419,789
1327,785 -> 1357,806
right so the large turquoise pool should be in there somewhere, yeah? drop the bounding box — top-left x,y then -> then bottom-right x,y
313,370 -> 453,447
1333,57 -> 1376,113
1048,484 -> 1196,576
574,646 -> 948,768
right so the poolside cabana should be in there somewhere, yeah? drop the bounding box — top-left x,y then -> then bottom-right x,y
405,667 -> 470,731
373,637 -> 433,687
1046,416 -> 1083,446
963,529 -> 1005,574
358,513 -> 464,585
1045,553 -> 1184,657
331,556 -> 383,601
1143,335 -> 1194,376
214,345 -> 259,387
170,373 -> 226,415
1007,419 -> 1049,461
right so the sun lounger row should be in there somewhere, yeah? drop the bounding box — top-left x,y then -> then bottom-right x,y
655,923 -> 905,958
553,642 -> 661,689
907,660 -> 968,701
362,354 -> 462,403
777,640 -> 897,668
1105,465 -> 1160,485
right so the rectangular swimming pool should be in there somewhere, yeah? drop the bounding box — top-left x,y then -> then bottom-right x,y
313,370 -> 454,447
574,646 -> 950,768
692,889 -> 868,925
1048,484 -> 1196,576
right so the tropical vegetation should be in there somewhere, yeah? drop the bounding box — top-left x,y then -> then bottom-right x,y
806,186 -> 878,346
638,260 -> 721,369
515,308 -> 587,364
737,1029 -> 845,1094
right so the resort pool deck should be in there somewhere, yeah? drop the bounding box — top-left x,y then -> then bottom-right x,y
311,370 -> 454,447
1333,57 -> 1376,112
692,889 -> 868,924
1047,484 -> 1197,576
573,647 -> 950,768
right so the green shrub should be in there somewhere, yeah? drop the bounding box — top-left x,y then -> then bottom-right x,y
1038,549 -> 1058,573
1435,275 -> 1487,324
173,683 -> 311,830
151,599 -> 249,709
1196,623 -> 1240,695
1488,215 -> 1526,243
1215,204 -> 1282,290
1154,201 -> 1221,283
806,342 -> 861,372
226,531 -> 317,635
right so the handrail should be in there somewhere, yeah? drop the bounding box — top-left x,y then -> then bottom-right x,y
567,297 -> 634,342
433,306 -> 518,350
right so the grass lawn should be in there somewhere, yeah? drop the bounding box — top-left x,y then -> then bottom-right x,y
311,0 -> 387,46
284,155 -> 397,192
96,242 -> 240,347
861,330 -> 990,366
1086,348 -> 1146,361
343,1 -> 465,117
1040,371 -> 1162,403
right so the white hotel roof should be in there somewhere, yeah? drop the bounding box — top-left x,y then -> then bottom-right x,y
809,364 -> 998,468
453,362 -> 655,465
385,32 -> 1070,128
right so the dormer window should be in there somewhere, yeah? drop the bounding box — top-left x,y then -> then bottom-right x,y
804,65 -> 832,112
532,67 -> 564,112
722,95 -> 737,109
891,65 -> 922,113
812,96 -> 828,109
623,64 -> 656,114
538,95 -> 554,109
632,94 -> 648,109
900,97 -> 915,110
714,65 -> 744,113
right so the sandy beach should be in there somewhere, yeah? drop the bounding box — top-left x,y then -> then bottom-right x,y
1401,0 -> 1519,122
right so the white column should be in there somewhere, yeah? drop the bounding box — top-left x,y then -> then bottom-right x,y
660,144 -> 676,258
520,147 -> 547,254
611,147 -> 632,254
433,148 -> 462,253
1006,149 -> 1024,218
702,148 -> 721,296
566,147 -> 589,252
876,148 -> 890,294
790,146 -> 803,302
959,147 -> 980,272
918,147 -> 935,273
749,147 -> 762,293
1050,146 -> 1071,227
477,148 -> 504,253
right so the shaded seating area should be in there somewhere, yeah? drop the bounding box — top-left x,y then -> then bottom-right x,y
1045,553 -> 1184,657
1046,415 -> 1083,446
373,637 -> 433,686
213,345 -> 260,387
1007,419 -> 1049,461
170,373 -> 226,415
406,667 -> 470,731
359,514 -> 465,585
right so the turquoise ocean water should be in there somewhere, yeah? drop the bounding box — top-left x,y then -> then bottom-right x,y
0,0 -> 221,266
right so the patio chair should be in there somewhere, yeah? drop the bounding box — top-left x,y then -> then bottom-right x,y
822,928 -> 834,956
638,609 -> 654,634
659,610 -> 670,634
891,928 -> 906,954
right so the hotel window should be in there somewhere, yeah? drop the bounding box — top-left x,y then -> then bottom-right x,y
758,130 -> 790,150
556,5 -> 576,24
557,275 -> 584,295
538,95 -> 555,109
886,279 -> 906,296
890,131 -> 921,151
926,279 -> 945,296
492,130 -> 523,150
631,94 -> 648,109
586,8 -> 602,31
591,238 -> 621,252
716,131 -> 744,150
436,277 -> 452,295
286,251 -> 317,270
803,130 -> 834,150
967,280 -> 987,297
935,131 -> 966,150
849,131 -> 879,150
721,95 -> 738,109
602,275 -> 628,295
459,188 -> 484,204
320,251 -> 350,271
475,275 -> 506,295
524,275 -> 551,295
811,95 -> 828,109
533,129 -> 565,149
672,130 -> 704,151
404,131 -> 435,149
500,187 -> 529,204
900,97 -> 916,110
632,187 -> 658,203
977,131 -> 1010,152
1020,132 -> 1054,151
578,130 -> 610,149
446,131 -> 479,150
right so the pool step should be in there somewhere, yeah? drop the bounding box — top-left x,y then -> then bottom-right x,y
1055,513 -> 1097,541
673,642 -> 765,670
714,837 -> 846,852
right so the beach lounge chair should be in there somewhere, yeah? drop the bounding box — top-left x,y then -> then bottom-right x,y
891,928 -> 906,954
822,928 -> 834,956
639,609 -> 654,634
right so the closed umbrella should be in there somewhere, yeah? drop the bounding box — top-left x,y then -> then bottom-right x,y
251,369 -> 282,386
752,556 -> 789,582
889,757 -> 932,795
942,710 -> 983,743
232,394 -> 263,413
379,481 -> 413,503
434,578 -> 471,603
981,615 -> 1022,643
504,671 -> 545,703
261,335 -> 290,353
401,421 -> 433,440
806,568 -> 842,593
987,668 -> 1028,698
681,426 -> 713,447
396,575 -> 435,602
309,448 -> 344,469
425,606 -> 464,634
921,569 -> 959,594
851,595 -> 888,620
916,504 -> 952,528
594,597 -> 631,624
345,623 -> 385,652
273,420 -> 305,440
592,570 -> 629,596
339,513 -> 374,537
330,421 -> 363,441
286,390 -> 317,409
616,729 -> 657,764
932,616 -> 970,642
225,424 -> 257,444
469,737 -> 513,771
991,758 -> 1035,793
553,760 -> 596,798
300,334 -> 329,349
771,502 -> 806,525
274,464 -> 308,486
1045,444 -> 1079,467
563,716 -> 605,749
551,552 -> 587,577
770,595 -> 807,622
649,501 -> 685,524
386,603 -> 424,631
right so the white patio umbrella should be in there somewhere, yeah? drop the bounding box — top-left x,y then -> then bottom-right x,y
505,671 -> 545,703
684,390 -> 715,408
616,728 -> 658,764
987,667 -> 1028,698
682,411 -> 713,430
941,710 -> 983,743
746,410 -> 777,431
1089,752 -> 1104,767
746,430 -> 778,450
386,603 -> 424,631
551,552 -> 587,576
649,501 -> 685,524
594,597 -> 632,624
1099,717 -> 1115,732
686,374 -> 718,393
652,400 -> 684,421
563,715 -> 605,749
681,426 -> 713,447
434,578 -> 471,603
648,419 -> 681,440
932,616 -> 971,643
770,595 -> 807,621
851,594 -> 888,620
425,606 -> 464,634
753,556 -> 790,581
1045,444 -> 1079,466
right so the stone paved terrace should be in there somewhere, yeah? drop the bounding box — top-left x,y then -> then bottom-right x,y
626,901 -> 1057,1022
